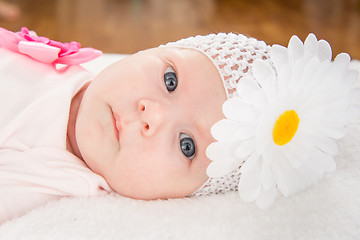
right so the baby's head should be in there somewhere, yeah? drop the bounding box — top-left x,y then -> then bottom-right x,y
73,32 -> 357,208
73,33 -> 269,199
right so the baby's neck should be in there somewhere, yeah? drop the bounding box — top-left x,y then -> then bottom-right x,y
67,82 -> 90,160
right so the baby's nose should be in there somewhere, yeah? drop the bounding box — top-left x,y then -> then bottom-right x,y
138,99 -> 165,137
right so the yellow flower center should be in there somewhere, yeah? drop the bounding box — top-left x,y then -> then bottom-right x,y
272,110 -> 300,146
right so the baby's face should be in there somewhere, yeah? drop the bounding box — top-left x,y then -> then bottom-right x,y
75,47 -> 226,199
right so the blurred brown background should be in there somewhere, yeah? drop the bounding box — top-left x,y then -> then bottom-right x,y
1,0 -> 360,59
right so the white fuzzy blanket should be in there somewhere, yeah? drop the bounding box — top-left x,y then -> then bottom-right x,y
0,56 -> 359,240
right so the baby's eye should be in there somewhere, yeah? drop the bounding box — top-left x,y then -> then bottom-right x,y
164,66 -> 177,93
179,133 -> 196,160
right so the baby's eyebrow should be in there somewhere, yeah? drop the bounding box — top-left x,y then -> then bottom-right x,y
160,56 -> 177,74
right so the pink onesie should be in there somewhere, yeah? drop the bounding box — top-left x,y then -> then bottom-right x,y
0,48 -> 112,224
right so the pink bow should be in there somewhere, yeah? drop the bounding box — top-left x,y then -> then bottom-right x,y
0,27 -> 102,65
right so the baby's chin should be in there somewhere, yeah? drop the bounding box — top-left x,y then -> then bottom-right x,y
107,178 -> 197,200
114,190 -> 190,201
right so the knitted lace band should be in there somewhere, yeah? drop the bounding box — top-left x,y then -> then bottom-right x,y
166,33 -> 271,196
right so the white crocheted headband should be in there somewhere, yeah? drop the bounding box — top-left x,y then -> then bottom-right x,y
166,33 -> 359,208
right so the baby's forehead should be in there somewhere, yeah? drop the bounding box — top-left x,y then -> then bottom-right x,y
163,34 -> 271,98
140,45 -> 207,58
136,46 -> 221,76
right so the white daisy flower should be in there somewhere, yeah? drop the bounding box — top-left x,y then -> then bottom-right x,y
206,34 -> 360,209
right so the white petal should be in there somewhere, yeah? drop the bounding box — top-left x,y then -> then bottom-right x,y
281,144 -> 306,168
235,139 -> 256,158
322,111 -> 352,126
321,57 -> 349,88
240,152 -> 260,174
321,76 -> 342,95
206,142 -> 242,178
253,59 -> 276,88
277,63 -> 291,90
261,142 -> 276,164
287,35 -> 304,63
312,135 -> 339,156
304,33 -> 318,61
317,39 -> 332,61
270,44 -> 289,69
261,77 -> 277,102
255,185 -> 279,209
350,88 -> 360,105
334,53 -> 351,72
206,141 -> 232,161
261,162 -> 275,190
211,119 -> 241,141
238,160 -> 262,202
288,136 -> 311,161
318,124 -> 347,139
303,60 -> 331,92
235,125 -> 256,140
236,75 -> 260,103
271,154 -> 305,197
281,158 -> 323,196
288,58 -> 305,90
206,157 -> 238,178
222,98 -> 255,122
321,98 -> 351,114
252,91 -> 268,111
345,70 -> 359,88
298,57 -> 319,87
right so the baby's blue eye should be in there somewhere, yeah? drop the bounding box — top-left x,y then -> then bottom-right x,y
180,133 -> 196,160
164,66 -> 177,92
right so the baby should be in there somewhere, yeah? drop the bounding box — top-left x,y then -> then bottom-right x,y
72,42 -> 226,200
0,27 -> 358,224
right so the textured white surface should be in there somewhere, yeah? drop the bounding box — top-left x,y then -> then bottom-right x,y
0,56 -> 359,240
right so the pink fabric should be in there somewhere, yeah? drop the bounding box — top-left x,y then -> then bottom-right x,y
0,48 -> 112,224
0,27 -> 102,65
